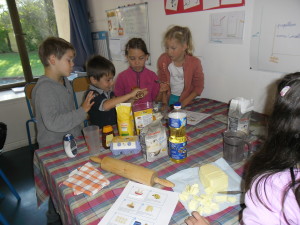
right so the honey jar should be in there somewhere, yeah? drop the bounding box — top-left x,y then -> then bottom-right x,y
102,125 -> 114,149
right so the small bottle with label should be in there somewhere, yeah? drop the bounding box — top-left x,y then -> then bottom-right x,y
102,125 -> 114,149
168,102 -> 187,163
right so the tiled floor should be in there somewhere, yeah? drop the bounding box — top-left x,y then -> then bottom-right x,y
0,145 -> 47,225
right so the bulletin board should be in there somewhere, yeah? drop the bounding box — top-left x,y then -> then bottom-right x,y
164,0 -> 245,15
106,3 -> 151,63
250,0 -> 300,73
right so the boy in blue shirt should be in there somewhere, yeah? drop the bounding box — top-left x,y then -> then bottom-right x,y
85,55 -> 147,128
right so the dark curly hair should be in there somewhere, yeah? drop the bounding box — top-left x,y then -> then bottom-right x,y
86,55 -> 115,81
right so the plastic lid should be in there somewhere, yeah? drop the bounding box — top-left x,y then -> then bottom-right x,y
103,125 -> 113,133
174,102 -> 181,109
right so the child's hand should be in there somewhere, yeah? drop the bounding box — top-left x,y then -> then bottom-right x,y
181,99 -> 190,108
159,82 -> 169,92
184,211 -> 210,225
130,88 -> 148,100
82,91 -> 94,112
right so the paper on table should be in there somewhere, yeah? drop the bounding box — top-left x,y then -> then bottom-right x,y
167,158 -> 243,216
98,181 -> 179,225
182,110 -> 211,125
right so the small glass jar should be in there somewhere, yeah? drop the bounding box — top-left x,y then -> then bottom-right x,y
102,125 -> 114,149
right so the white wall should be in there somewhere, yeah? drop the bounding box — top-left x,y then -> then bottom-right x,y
87,0 -> 284,114
0,91 -> 85,152
0,94 -> 35,152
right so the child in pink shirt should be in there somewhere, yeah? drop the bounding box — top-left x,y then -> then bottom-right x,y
114,38 -> 159,104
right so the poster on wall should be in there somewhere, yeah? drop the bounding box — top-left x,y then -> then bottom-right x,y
164,0 -> 245,15
106,3 -> 151,64
250,0 -> 300,73
210,11 -> 245,44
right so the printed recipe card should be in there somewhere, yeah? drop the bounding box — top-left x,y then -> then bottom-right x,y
98,181 -> 179,225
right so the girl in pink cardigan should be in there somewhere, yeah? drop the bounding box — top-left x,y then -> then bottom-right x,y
157,25 -> 204,107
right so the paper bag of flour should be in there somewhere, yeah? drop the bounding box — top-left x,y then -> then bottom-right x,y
116,103 -> 135,136
139,118 -> 168,162
228,97 -> 254,134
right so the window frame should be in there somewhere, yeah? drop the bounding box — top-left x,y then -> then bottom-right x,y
0,0 -> 36,91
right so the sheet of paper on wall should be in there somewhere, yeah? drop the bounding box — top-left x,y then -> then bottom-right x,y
210,11 -> 245,44
184,0 -> 201,10
221,0 -> 243,5
203,0 -> 220,10
182,110 -> 211,125
166,0 -> 179,11
109,37 -> 128,61
98,181 -> 179,225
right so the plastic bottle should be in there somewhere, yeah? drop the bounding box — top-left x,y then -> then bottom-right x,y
102,125 -> 114,149
168,102 -> 187,163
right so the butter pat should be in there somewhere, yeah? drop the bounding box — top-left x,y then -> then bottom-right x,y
188,199 -> 198,211
199,163 -> 228,193
179,192 -> 190,202
185,184 -> 199,195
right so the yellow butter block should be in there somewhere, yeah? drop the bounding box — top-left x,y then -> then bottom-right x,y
199,163 -> 228,193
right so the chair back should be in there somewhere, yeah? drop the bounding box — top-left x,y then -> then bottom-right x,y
72,76 -> 90,109
24,82 -> 36,119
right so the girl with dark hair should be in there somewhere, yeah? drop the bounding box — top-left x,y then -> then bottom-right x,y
241,72 -> 300,224
114,38 -> 159,104
184,72 -> 300,225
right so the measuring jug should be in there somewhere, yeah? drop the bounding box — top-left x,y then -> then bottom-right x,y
83,125 -> 101,155
223,130 -> 251,163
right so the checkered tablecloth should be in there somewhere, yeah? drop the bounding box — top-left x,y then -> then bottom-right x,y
33,98 -> 266,225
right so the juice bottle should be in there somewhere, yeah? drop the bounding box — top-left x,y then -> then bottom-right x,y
168,102 -> 187,163
102,125 -> 114,149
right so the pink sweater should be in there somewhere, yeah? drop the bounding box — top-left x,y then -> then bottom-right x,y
157,53 -> 204,105
114,67 -> 160,104
241,169 -> 300,225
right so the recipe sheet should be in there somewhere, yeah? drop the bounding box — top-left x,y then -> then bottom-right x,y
98,181 -> 179,225
182,110 -> 211,125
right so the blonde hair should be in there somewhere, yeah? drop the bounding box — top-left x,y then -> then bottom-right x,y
163,25 -> 194,55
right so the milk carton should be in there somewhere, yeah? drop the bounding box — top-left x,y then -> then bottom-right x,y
228,97 -> 254,134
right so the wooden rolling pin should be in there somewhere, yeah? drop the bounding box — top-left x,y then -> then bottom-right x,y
90,156 -> 175,188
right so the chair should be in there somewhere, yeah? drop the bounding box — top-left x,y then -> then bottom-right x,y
24,82 -> 37,151
0,213 -> 9,225
0,169 -> 21,225
72,76 -> 90,127
0,169 -> 20,201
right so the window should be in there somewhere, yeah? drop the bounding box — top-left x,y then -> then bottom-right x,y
0,0 -> 58,90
